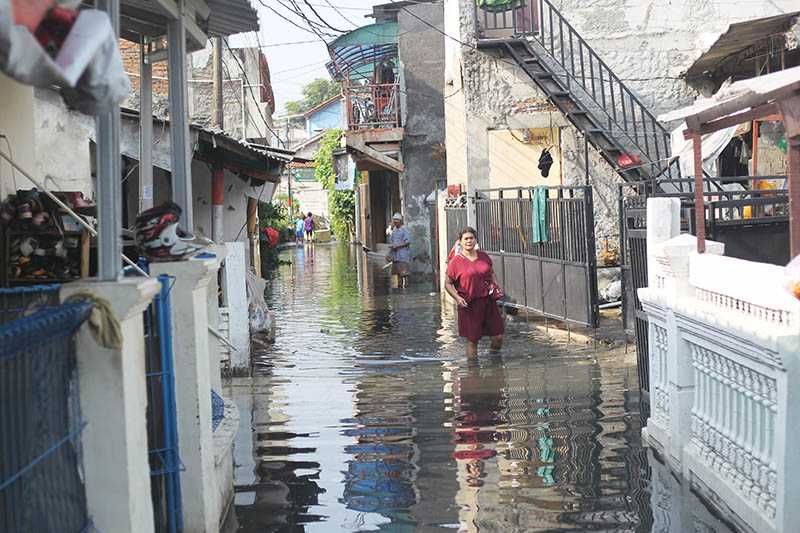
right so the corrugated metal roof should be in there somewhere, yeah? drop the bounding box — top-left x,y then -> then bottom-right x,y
685,13 -> 799,79
206,0 -> 259,36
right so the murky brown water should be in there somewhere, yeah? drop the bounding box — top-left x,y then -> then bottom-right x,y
224,244 -> 737,532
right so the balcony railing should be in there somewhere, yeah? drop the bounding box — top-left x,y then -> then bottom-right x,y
346,83 -> 401,131
475,0 -> 539,39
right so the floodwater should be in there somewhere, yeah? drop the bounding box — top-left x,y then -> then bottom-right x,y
224,244 -> 737,533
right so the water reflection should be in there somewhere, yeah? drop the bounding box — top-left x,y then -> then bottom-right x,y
225,244 -> 738,533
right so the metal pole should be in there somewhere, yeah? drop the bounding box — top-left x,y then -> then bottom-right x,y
96,0 -> 122,281
211,36 -> 225,244
167,2 -> 193,228
140,37 -> 154,212
692,131 -> 706,253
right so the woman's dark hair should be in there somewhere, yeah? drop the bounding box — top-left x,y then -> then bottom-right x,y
458,226 -> 477,240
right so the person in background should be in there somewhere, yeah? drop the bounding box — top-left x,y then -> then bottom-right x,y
387,212 -> 412,288
304,212 -> 314,243
444,227 -> 504,358
295,213 -> 306,244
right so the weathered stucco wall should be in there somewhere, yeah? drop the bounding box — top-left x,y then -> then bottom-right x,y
399,2 -> 447,270
444,0 -> 799,249
33,88 -> 94,196
0,75 -> 38,199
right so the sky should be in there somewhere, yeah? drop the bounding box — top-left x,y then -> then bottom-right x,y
230,1 -> 388,115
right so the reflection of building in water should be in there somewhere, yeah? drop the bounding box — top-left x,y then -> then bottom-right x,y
229,373 -> 326,531
340,367 -> 420,531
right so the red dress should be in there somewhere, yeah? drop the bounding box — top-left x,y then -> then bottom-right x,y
446,251 -> 505,343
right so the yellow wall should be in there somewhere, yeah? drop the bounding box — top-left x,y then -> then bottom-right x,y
487,127 -> 560,190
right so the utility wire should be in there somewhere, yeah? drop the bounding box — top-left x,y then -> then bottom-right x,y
221,38 -> 287,148
302,0 -> 348,33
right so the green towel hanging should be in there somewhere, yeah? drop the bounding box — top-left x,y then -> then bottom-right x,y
532,186 -> 549,243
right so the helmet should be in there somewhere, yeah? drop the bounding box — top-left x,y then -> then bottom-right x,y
133,202 -> 202,262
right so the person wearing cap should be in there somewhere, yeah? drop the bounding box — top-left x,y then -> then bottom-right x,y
387,212 -> 412,288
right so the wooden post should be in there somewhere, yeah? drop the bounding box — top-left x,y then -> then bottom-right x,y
789,137 -> 800,259
692,131 -> 706,253
780,95 -> 800,259
247,197 -> 261,278
80,229 -> 90,279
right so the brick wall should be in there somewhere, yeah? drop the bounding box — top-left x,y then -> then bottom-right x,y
118,39 -> 275,142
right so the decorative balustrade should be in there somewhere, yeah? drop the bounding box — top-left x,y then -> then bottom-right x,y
638,198 -> 800,533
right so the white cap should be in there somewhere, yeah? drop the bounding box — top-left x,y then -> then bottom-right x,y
392,212 -> 403,221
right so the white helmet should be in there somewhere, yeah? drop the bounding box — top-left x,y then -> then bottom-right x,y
133,202 -> 203,262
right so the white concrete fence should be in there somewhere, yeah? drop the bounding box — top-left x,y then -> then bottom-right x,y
64,245 -> 240,533
639,198 -> 800,533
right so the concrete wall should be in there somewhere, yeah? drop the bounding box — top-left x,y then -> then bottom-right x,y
398,2 -> 447,271
121,41 -> 275,144
33,88 -> 94,196
443,0 -> 800,252
0,74 -> 37,199
487,128 -> 558,189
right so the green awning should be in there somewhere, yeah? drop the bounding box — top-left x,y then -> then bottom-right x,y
326,23 -> 398,81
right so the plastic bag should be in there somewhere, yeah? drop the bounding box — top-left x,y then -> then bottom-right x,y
787,255 -> 800,300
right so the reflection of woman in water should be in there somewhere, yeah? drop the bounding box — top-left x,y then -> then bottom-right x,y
451,360 -> 505,531
445,227 -> 505,358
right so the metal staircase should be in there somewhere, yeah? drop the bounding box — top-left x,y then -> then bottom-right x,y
475,0 -> 679,184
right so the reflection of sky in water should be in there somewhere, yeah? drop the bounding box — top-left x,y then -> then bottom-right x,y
224,244 -> 739,533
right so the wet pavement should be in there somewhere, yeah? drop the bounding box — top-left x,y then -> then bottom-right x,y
224,244 -> 737,532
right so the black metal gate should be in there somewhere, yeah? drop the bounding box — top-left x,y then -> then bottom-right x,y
475,187 -> 599,328
619,177 -> 789,394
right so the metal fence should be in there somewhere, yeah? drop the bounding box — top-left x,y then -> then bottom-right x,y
143,275 -> 183,533
444,195 -> 468,251
619,177 -> 789,393
346,83 -> 401,130
475,186 -> 598,327
1,288 -> 92,533
475,0 -> 539,38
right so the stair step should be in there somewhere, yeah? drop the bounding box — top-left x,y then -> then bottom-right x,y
549,91 -> 570,98
567,110 -> 588,116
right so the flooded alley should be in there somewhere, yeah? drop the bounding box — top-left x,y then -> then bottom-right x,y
224,244 -> 735,533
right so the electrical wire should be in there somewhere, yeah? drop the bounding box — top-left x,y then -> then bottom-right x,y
219,38 -> 287,147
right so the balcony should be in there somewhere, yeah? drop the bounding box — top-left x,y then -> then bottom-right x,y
345,82 -> 401,131
475,0 -> 539,39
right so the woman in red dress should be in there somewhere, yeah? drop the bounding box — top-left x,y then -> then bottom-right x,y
445,227 -> 505,358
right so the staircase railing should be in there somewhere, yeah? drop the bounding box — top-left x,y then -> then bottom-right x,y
475,0 -> 675,178
534,0 -> 672,175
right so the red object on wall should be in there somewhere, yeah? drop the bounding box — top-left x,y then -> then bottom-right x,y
447,184 -> 463,198
261,227 -> 279,247
12,0 -> 55,33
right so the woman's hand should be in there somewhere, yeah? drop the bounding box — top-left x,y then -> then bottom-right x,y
455,295 -> 469,308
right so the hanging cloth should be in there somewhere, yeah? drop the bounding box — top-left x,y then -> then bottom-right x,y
538,147 -> 554,178
531,187 -> 549,243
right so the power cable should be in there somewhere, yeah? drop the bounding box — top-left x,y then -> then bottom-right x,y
220,38 -> 288,147
302,0 -> 348,33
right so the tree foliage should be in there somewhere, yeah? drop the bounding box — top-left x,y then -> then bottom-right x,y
315,129 -> 355,241
284,78 -> 341,115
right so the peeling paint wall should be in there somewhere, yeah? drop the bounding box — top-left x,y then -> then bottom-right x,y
398,3 -> 447,272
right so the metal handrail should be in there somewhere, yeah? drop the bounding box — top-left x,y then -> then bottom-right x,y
345,82 -> 401,131
474,0 -> 673,176
534,0 -> 671,170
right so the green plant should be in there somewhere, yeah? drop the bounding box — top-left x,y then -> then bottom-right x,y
315,129 -> 356,241
285,78 -> 341,114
